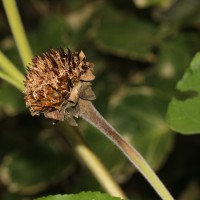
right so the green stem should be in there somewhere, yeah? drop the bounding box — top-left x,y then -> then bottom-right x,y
2,0 -> 33,69
60,124 -> 127,199
0,70 -> 23,91
79,99 -> 174,200
0,51 -> 24,83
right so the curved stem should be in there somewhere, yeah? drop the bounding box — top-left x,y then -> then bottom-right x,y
79,99 -> 174,200
59,124 -> 127,199
2,0 -> 33,69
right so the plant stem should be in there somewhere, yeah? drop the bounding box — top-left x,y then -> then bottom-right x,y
0,51 -> 24,90
0,71 -> 23,91
78,99 -> 174,200
60,124 -> 127,199
2,0 -> 33,69
0,51 -> 24,84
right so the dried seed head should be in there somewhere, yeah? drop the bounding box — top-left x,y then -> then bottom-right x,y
24,48 -> 96,124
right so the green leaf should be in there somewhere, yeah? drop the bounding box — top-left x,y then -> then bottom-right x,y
36,192 -> 125,200
167,52 -> 200,134
155,0 -> 200,28
0,142 -> 73,195
155,35 -> 190,78
29,14 -> 90,53
92,4 -> 157,61
30,15 -> 68,52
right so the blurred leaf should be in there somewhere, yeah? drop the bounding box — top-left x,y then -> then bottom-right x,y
0,83 -> 25,116
133,0 -> 174,8
155,35 -> 190,78
0,142 -> 74,195
1,192 -> 22,200
36,192 -> 125,200
73,169 -> 102,193
178,181 -> 200,200
167,52 -> 200,134
65,0 -> 87,11
184,32 -> 200,55
91,4 -> 157,61
29,15 -> 70,53
29,14 -> 93,54
154,0 -> 200,28
108,92 -> 174,170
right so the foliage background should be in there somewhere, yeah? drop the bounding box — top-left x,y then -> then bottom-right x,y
0,0 -> 200,199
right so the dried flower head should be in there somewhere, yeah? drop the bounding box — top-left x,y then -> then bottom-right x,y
24,48 -> 96,125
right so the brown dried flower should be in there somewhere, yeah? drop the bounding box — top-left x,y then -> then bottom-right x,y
24,48 -> 96,125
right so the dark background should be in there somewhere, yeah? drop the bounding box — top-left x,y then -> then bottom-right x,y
0,0 -> 200,199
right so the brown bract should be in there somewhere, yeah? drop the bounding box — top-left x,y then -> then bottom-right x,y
24,48 -> 96,125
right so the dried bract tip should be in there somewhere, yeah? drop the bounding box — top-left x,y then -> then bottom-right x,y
24,48 -> 95,125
